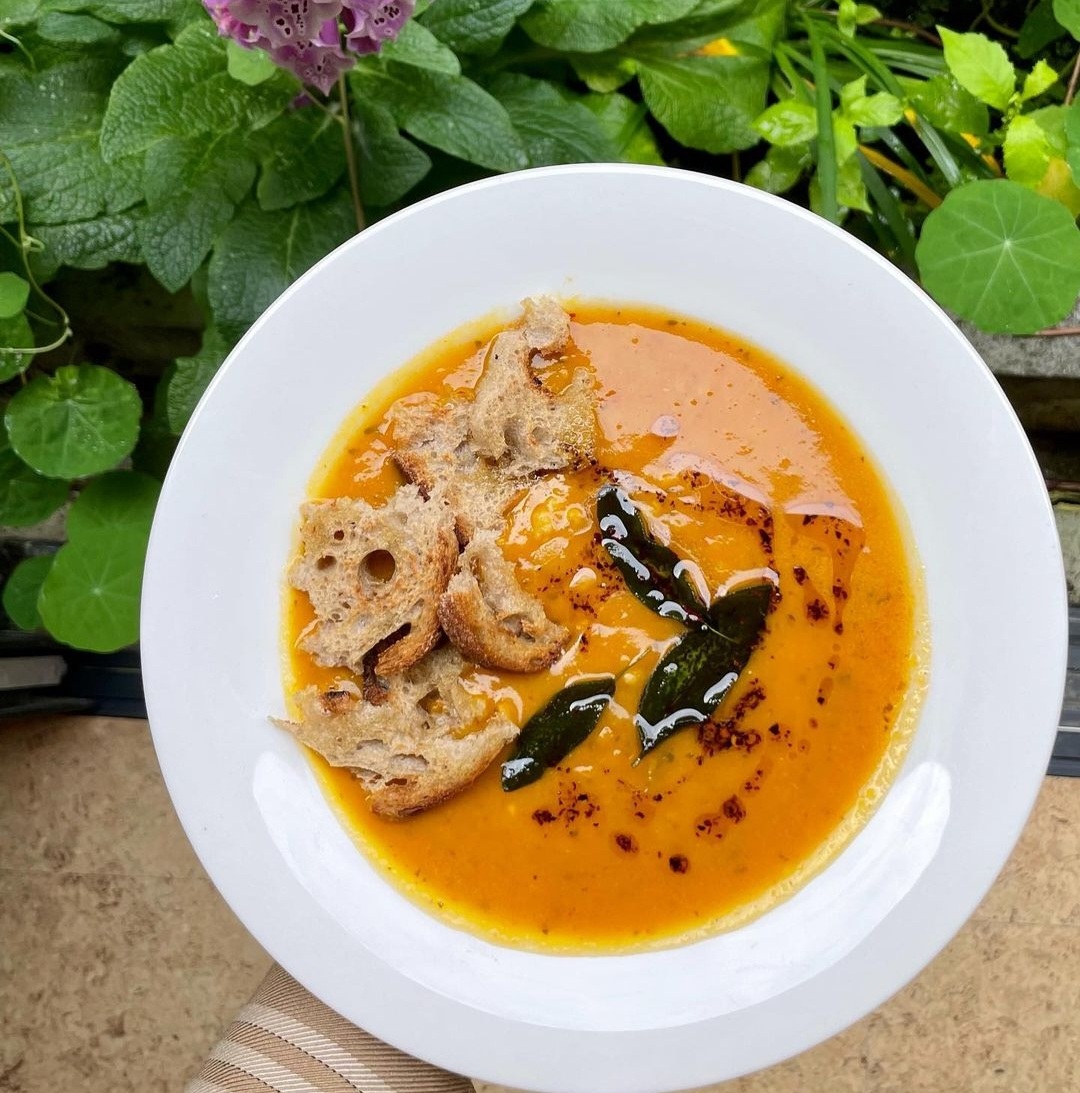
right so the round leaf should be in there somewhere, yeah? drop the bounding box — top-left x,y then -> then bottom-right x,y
0,272 -> 30,319
3,554 -> 53,631
4,364 -> 142,479
66,470 -> 160,545
0,426 -> 69,527
916,179 -> 1080,333
38,535 -> 147,652
0,311 -> 34,383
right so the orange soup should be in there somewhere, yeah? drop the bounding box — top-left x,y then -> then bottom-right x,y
284,304 -> 925,952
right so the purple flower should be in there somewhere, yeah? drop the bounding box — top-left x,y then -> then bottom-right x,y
203,0 -> 413,94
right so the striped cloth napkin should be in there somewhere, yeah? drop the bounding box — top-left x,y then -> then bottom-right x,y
186,964 -> 483,1093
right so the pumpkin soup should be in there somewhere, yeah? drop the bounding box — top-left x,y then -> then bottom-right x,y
281,300 -> 925,952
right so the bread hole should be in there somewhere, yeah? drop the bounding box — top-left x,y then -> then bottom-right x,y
333,529 -> 345,541
530,425 -> 553,447
361,549 -> 396,583
316,555 -> 336,570
418,689 -> 448,716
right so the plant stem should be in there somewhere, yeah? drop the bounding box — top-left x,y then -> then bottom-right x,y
873,18 -> 942,47
337,74 -> 365,234
858,144 -> 941,207
1033,326 -> 1080,337
1066,50 -> 1080,107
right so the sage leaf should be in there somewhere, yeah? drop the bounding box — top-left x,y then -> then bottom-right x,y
916,179 -> 1080,333
502,676 -> 616,790
636,582 -> 772,756
521,0 -> 699,53
4,364 -> 142,479
420,0 -> 534,56
166,326 -> 230,435
598,484 -> 708,627
381,20 -> 462,74
3,555 -> 53,632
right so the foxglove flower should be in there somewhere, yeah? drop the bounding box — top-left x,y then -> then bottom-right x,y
204,0 -> 413,94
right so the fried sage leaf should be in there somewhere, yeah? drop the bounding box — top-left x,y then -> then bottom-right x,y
636,582 -> 773,756
597,484 -> 708,626
502,676 -> 616,791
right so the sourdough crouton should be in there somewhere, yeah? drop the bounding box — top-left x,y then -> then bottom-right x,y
277,648 -> 517,816
522,295 -> 571,357
290,486 -> 457,676
439,531 -> 568,672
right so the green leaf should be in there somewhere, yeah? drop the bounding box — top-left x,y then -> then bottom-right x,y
45,0 -> 201,22
636,583 -> 772,756
745,143 -> 810,194
521,0 -> 699,53
37,11 -> 119,43
571,53 -> 639,94
254,110 -> 345,211
0,311 -> 34,383
353,59 -> 528,172
598,485 -> 708,627
638,54 -> 770,153
486,73 -> 617,166
2,555 -> 53,632
138,133 -> 256,291
580,91 -> 664,165
30,209 -> 144,279
916,179 -> 1080,333
1005,112 -> 1058,186
353,99 -> 432,207
502,676 -> 616,790
1068,99 -> 1080,182
1021,58 -> 1059,101
0,273 -> 29,319
0,425 -> 69,527
66,470 -> 160,544
938,27 -> 1016,111
855,4 -> 881,24
833,115 -> 858,164
4,364 -> 142,479
420,0 -> 534,55
753,100 -> 817,146
100,23 -> 295,163
847,92 -> 904,128
166,326 -> 229,433
207,190 -> 356,342
1019,0 -> 1067,58
908,74 -> 989,137
226,40 -> 277,86
380,20 -> 461,74
1053,0 -> 1080,38
839,75 -> 867,115
837,154 -> 871,212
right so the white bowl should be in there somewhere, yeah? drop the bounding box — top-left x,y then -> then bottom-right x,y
142,165 -> 1066,1093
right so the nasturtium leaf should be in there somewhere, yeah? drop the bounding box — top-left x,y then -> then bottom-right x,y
66,471 -> 161,544
255,110 -> 345,210
1021,59 -> 1059,101
4,364 -> 142,479
207,190 -> 356,342
38,534 -> 148,652
226,39 -> 276,85
486,74 -> 617,166
580,92 -> 664,165
0,273 -> 29,319
745,143 -> 811,194
916,179 -> 1080,333
502,676 -> 616,790
938,27 -> 1016,112
166,326 -> 230,434
0,426 -> 69,527
638,54 -> 770,153
521,0 -> 699,53
353,99 -> 433,207
0,311 -> 34,384
909,74 -> 989,137
2,554 -> 53,632
420,0 -> 534,55
381,20 -> 461,74
1052,0 -> 1080,39
753,101 -> 817,146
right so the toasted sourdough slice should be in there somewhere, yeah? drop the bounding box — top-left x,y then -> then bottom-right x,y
290,486 -> 457,676
521,294 -> 571,356
439,531 -> 568,672
278,648 -> 518,817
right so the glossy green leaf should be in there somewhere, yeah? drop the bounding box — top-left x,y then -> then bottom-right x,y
4,364 -> 142,479
2,554 -> 53,631
753,101 -> 817,146
837,154 -> 871,212
167,326 -> 229,434
0,311 -> 34,384
1004,109 -> 1063,186
1021,59 -> 1059,101
0,425 -> 69,527
381,20 -> 461,74
580,92 -> 664,165
847,92 -> 903,128
745,143 -> 811,194
598,485 -> 708,627
66,471 -> 160,544
636,583 -> 772,755
916,180 -> 1080,333
0,272 -> 29,319
486,74 -> 617,166
909,74 -> 989,137
1052,0 -> 1080,38
502,676 -> 616,790
571,53 -> 639,94
521,0 -> 699,53
420,0 -> 534,55
938,27 -> 1016,111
